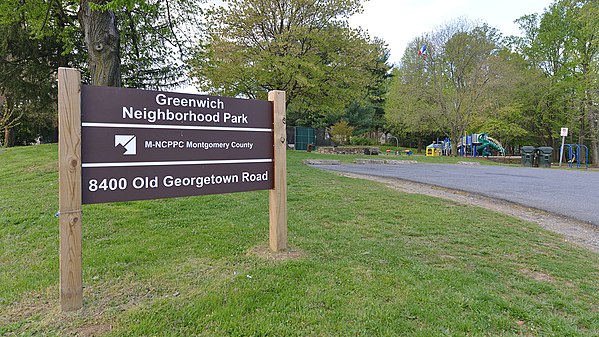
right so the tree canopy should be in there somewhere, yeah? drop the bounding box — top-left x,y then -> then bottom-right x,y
386,0 -> 598,161
386,19 -> 510,155
514,0 -> 599,163
2,0 -> 597,160
0,0 -> 203,146
189,0 -> 390,128
0,1 -> 81,146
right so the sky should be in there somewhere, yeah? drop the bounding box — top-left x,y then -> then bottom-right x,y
348,0 -> 553,65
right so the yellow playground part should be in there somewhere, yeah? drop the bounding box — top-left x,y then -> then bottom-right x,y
426,144 -> 441,156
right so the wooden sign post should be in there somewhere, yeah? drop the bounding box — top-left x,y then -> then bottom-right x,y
58,67 -> 83,311
57,69 -> 288,311
268,90 -> 287,252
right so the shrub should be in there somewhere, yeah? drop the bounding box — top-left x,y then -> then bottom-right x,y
350,137 -> 376,145
330,120 -> 354,145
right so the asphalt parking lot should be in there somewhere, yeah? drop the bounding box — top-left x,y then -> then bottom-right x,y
315,163 -> 599,226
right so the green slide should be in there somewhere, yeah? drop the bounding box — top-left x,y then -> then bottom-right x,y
476,133 -> 506,157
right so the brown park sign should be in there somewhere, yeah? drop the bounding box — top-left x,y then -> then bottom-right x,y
58,68 -> 287,311
81,85 -> 274,204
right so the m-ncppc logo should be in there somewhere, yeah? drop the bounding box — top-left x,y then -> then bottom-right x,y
114,135 -> 136,155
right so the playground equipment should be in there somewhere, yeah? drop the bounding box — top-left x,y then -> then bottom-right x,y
426,142 -> 442,156
396,149 -> 412,156
425,138 -> 451,156
562,144 -> 589,169
478,134 -> 506,157
458,133 -> 506,157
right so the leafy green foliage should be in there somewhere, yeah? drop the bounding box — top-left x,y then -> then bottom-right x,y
514,0 -> 599,159
386,20 -> 509,155
348,136 -> 375,145
385,65 -> 438,139
341,47 -> 392,135
189,0 -> 389,127
80,0 -> 204,88
0,0 -> 204,145
476,105 -> 529,144
114,0 -> 204,89
0,4 -> 82,146
330,120 -> 354,145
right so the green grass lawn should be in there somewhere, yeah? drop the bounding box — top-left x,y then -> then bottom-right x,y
1,144 -> 597,336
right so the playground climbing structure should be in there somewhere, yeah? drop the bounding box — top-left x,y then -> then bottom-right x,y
457,133 -> 506,157
562,143 -> 589,168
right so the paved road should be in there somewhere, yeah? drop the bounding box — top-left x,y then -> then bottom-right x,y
315,163 -> 599,226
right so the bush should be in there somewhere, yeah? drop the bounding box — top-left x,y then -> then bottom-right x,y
330,120 -> 354,145
350,137 -> 376,145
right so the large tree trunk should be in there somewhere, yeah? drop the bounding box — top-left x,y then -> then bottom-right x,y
591,139 -> 599,167
1,95 -> 17,147
3,127 -> 14,147
79,0 -> 121,86
590,109 -> 599,167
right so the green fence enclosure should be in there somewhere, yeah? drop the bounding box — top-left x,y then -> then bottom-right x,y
294,127 -> 316,150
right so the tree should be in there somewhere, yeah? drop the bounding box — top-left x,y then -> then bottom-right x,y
330,120 -> 354,145
323,37 -> 391,136
79,0 -> 121,86
189,0 -> 389,127
569,0 -> 599,164
0,8 -> 79,146
89,0 -> 204,88
515,0 -> 599,164
385,62 -> 440,152
386,19 -> 505,155
0,0 -> 202,145
468,48 -> 551,150
514,5 -> 577,148
344,38 -> 392,135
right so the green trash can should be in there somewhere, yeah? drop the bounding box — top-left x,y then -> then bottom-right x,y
521,146 -> 536,167
537,146 -> 553,168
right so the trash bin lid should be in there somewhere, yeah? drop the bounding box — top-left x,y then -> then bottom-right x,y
537,146 -> 553,154
521,146 -> 536,153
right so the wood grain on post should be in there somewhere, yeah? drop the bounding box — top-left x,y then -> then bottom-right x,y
58,67 -> 83,311
268,91 -> 288,252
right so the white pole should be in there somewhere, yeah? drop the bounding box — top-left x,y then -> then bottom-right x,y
559,136 -> 565,167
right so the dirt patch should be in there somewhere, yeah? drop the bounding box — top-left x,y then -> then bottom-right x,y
0,287 -> 58,327
0,277 -> 160,336
519,269 -> 556,283
337,172 -> 599,253
72,323 -> 113,337
247,245 -> 307,261
25,161 -> 58,173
